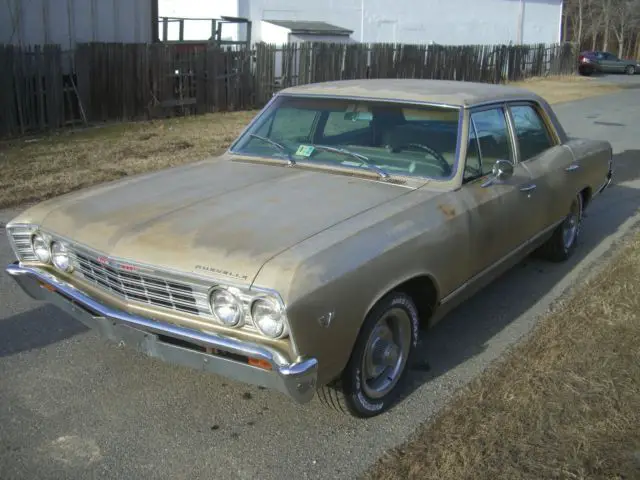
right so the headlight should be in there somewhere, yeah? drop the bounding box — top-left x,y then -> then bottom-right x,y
51,241 -> 72,272
251,297 -> 287,338
209,288 -> 243,327
31,233 -> 51,263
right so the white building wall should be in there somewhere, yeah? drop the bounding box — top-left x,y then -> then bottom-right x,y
1,0 -> 154,49
157,0 -> 240,41
260,21 -> 290,44
242,0 -> 562,46
155,0 -> 563,46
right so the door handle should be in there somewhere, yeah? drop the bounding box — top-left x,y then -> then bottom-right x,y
565,163 -> 580,172
519,183 -> 537,192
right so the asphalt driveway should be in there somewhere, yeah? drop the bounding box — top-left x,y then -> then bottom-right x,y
1,84 -> 640,480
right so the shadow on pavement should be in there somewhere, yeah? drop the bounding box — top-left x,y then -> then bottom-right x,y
0,304 -> 88,358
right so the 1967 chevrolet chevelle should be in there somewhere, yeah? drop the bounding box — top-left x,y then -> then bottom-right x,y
6,79 -> 613,417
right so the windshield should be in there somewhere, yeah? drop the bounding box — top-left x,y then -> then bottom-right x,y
230,95 -> 462,180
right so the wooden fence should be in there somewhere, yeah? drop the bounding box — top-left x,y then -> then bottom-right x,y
0,41 -> 578,136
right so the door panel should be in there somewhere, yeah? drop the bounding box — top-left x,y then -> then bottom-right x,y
508,103 -> 568,234
520,145 -> 576,228
600,53 -> 625,73
462,165 -> 538,277
461,105 -> 540,278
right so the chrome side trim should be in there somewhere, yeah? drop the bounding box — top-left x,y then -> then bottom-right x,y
6,262 -> 319,404
595,168 -> 613,195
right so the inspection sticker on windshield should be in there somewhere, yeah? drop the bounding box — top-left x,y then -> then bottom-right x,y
295,145 -> 315,157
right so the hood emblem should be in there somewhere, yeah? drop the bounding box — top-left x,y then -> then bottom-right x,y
195,265 -> 249,281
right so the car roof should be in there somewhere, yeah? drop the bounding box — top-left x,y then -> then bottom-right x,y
277,78 -> 544,108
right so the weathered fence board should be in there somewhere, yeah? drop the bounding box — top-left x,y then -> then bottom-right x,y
1,41 -> 578,136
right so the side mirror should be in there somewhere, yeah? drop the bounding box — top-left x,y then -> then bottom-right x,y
492,159 -> 514,181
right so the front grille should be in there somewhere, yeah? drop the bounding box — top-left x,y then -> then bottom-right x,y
7,226 -> 37,262
71,250 -> 212,317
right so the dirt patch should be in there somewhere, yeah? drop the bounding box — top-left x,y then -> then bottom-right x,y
365,232 -> 640,480
0,75 -> 623,209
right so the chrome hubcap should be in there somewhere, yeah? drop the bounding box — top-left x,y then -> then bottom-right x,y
562,199 -> 581,250
361,308 -> 412,399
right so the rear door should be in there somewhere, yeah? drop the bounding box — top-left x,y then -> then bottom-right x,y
599,52 -> 625,73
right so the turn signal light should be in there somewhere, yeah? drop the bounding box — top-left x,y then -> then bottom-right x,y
248,358 -> 272,370
39,282 -> 56,292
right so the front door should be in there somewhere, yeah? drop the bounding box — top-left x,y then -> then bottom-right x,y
507,102 -> 576,229
460,105 -> 544,278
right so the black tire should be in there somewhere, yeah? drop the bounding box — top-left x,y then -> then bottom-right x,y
536,193 -> 583,262
625,65 -> 636,75
578,66 -> 593,76
317,291 -> 420,418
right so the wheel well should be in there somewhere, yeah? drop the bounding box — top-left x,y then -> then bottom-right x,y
393,275 -> 439,326
580,186 -> 592,209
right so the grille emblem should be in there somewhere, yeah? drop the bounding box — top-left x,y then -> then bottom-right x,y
96,255 -> 138,272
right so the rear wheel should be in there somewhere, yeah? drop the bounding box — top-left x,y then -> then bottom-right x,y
625,65 -> 636,75
536,193 -> 583,262
578,66 -> 593,76
317,291 -> 419,417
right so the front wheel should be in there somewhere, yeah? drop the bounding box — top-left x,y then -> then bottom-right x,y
317,291 -> 419,417
625,65 -> 636,75
536,193 -> 583,262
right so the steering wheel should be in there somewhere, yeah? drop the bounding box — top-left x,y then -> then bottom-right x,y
393,143 -> 452,176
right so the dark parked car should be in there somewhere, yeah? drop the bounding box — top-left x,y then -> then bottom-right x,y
578,50 -> 639,76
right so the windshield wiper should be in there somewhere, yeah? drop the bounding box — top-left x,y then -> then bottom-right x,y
311,145 -> 390,180
248,134 -> 295,165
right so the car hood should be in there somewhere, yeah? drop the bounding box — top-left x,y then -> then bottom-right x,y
20,156 -> 414,284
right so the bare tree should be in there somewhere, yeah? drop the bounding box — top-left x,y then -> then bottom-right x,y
563,0 -> 640,58
610,0 -> 640,57
585,0 -> 604,50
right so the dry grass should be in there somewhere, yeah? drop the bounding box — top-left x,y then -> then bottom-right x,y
366,233 -> 640,480
0,75 -> 622,209
0,110 -> 256,209
510,75 -> 622,104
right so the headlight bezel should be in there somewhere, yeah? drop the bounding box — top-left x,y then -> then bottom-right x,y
51,240 -> 73,272
209,287 -> 245,328
206,283 -> 290,340
31,232 -> 52,264
250,294 -> 289,340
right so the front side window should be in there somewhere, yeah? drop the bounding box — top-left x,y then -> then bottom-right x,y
231,95 -> 462,180
464,107 -> 514,182
509,104 -> 554,161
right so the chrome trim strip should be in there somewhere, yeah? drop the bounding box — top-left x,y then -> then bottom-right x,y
268,92 -> 462,109
5,262 -> 318,403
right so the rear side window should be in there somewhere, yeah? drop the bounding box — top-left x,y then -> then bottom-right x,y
509,105 -> 554,161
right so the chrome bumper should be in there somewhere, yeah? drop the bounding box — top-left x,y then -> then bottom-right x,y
596,166 -> 613,196
5,262 -> 318,404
